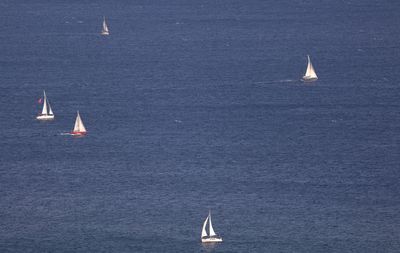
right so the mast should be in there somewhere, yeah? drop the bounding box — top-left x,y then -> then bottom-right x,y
46,91 -> 53,115
102,17 -> 109,33
73,111 -> 87,133
201,215 -> 209,238
305,55 -> 318,79
73,111 -> 80,132
41,90 -> 48,115
48,101 -> 53,115
208,211 -> 217,237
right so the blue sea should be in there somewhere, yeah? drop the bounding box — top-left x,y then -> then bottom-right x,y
1,0 -> 400,252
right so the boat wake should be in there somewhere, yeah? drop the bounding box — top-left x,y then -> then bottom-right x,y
254,79 -> 297,85
60,132 -> 73,136
277,79 -> 297,83
60,132 -> 86,137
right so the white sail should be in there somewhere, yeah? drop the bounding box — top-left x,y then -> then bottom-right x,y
102,17 -> 109,35
208,212 -> 217,237
48,102 -> 53,115
201,211 -> 223,243
73,111 -> 87,133
36,90 -> 54,120
304,55 -> 318,79
41,91 -> 48,115
201,216 -> 209,238
103,19 -> 109,32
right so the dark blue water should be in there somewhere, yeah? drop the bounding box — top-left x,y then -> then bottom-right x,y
1,0 -> 400,252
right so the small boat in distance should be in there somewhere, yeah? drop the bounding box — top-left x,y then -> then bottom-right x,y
201,211 -> 223,243
302,55 -> 318,82
36,90 -> 54,120
101,17 -> 110,35
71,111 -> 87,136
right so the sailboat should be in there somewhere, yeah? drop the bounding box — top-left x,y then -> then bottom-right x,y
71,111 -> 87,136
302,55 -> 318,82
101,17 -> 110,35
201,211 -> 223,243
36,90 -> 55,120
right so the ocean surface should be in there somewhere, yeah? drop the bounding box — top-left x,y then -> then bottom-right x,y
1,0 -> 400,252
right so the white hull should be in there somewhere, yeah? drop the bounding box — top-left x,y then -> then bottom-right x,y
302,76 -> 318,82
36,114 -> 54,120
202,237 -> 223,243
101,31 -> 109,35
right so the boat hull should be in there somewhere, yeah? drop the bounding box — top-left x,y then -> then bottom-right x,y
302,76 -> 318,82
71,131 -> 87,136
201,237 -> 223,243
101,31 -> 109,35
36,114 -> 54,120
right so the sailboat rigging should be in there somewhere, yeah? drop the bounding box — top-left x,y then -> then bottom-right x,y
71,111 -> 87,136
201,211 -> 223,243
36,90 -> 55,120
101,17 -> 110,35
302,55 -> 318,82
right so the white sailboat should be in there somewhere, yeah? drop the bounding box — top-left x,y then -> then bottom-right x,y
302,55 -> 318,82
101,17 -> 110,35
36,90 -> 55,120
71,111 -> 87,135
201,211 -> 223,243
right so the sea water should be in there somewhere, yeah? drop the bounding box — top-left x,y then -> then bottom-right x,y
0,0 -> 400,252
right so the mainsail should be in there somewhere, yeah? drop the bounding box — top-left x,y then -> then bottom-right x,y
304,55 -> 318,79
102,17 -> 109,35
41,90 -> 54,115
202,212 -> 217,238
41,91 -> 48,115
48,102 -> 53,115
201,216 -> 209,238
208,212 -> 217,237
73,111 -> 87,133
